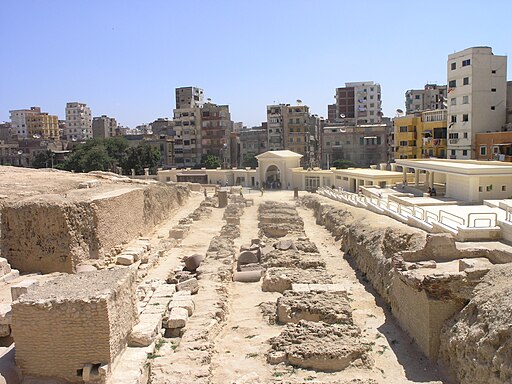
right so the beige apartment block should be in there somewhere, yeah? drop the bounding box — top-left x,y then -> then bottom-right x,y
11,268 -> 138,383
26,112 -> 59,139
447,46 -> 507,159
9,107 -> 41,139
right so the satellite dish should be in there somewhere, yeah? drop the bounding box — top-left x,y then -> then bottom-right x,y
17,150 -> 23,155
296,99 -> 302,105
396,109 -> 403,114
207,98 -> 211,103
339,129 -> 346,133
33,134 -> 41,139
340,114 -> 346,118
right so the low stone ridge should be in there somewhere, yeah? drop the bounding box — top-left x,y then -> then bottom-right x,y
277,291 -> 352,325
268,320 -> 372,371
262,268 -> 333,293
439,264 -> 512,384
261,249 -> 325,270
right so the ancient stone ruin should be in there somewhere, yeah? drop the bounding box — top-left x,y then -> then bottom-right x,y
0,166 -> 510,383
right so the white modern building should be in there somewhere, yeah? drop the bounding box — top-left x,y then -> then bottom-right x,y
447,47 -> 507,159
9,107 -> 41,139
65,102 -> 92,141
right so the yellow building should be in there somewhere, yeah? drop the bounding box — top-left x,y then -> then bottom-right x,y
26,112 -> 59,139
394,109 -> 447,160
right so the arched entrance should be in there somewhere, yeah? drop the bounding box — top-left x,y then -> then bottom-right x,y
265,165 -> 281,189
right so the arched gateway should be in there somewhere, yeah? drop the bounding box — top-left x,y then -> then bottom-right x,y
255,150 -> 303,189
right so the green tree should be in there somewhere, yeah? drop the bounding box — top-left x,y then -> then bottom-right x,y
332,159 -> 356,169
121,142 -> 161,175
242,153 -> 258,168
203,155 -> 221,169
32,150 -> 53,169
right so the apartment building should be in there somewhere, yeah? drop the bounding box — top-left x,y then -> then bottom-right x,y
92,115 -> 118,138
201,102 -> 232,159
328,82 -> 382,124
239,126 -> 267,162
65,102 -> 92,141
266,103 -> 314,165
9,107 -> 41,138
321,122 -> 389,168
405,84 -> 447,114
447,47 -> 507,159
475,131 -> 512,161
26,112 -> 59,139
175,87 -> 204,109
394,110 -> 447,160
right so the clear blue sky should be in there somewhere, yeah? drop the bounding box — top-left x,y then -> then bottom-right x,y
1,0 -> 512,128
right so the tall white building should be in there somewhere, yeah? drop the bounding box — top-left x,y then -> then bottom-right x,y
65,102 -> 92,141
447,47 -> 507,159
9,107 -> 41,138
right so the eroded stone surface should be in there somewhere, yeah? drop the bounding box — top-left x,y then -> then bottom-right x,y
262,268 -> 333,293
277,291 -> 352,325
268,320 -> 372,371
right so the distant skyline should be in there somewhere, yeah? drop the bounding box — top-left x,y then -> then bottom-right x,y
1,0 -> 512,127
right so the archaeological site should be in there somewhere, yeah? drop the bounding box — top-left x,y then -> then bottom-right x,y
0,165 -> 510,384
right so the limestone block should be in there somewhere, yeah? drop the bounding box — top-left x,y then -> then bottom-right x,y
117,254 -> 135,265
165,307 -> 188,329
291,283 -> 311,293
176,278 -> 199,294
124,247 -> 145,262
128,313 -> 163,347
275,239 -> 296,251
0,257 -> 12,277
11,279 -> 39,301
0,303 -> 12,326
168,299 -> 195,316
173,291 -> 191,298
240,243 -> 252,251
153,284 -> 176,298
169,226 -> 189,239
0,270 -> 19,283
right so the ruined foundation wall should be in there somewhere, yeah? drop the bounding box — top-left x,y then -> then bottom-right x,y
11,269 -> 138,383
1,200 -> 99,273
390,274 -> 465,359
1,183 -> 190,273
301,196 -> 512,383
439,264 -> 512,384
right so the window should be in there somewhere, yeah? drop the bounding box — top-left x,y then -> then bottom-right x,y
479,186 -> 483,192
491,106 -> 496,110
463,132 -> 468,139
463,95 -> 469,104
415,95 -> 421,99
449,133 -> 459,139
462,59 -> 471,67
491,88 -> 496,92
399,140 -> 408,146
480,146 -> 487,156
451,115 -> 457,123
502,185 -> 507,192
462,114 -> 469,122
450,98 -> 457,105
493,146 -> 499,154
463,150 -> 468,156
399,126 -> 408,132
492,70 -> 496,74
451,62 -> 456,70
449,80 -> 456,88
463,77 -> 469,85
451,150 -> 456,156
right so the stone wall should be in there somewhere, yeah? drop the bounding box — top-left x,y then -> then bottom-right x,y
299,195 -> 504,368
439,264 -> 512,384
1,183 -> 190,273
11,268 -> 138,383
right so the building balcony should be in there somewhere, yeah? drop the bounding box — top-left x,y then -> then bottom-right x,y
423,138 -> 447,148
